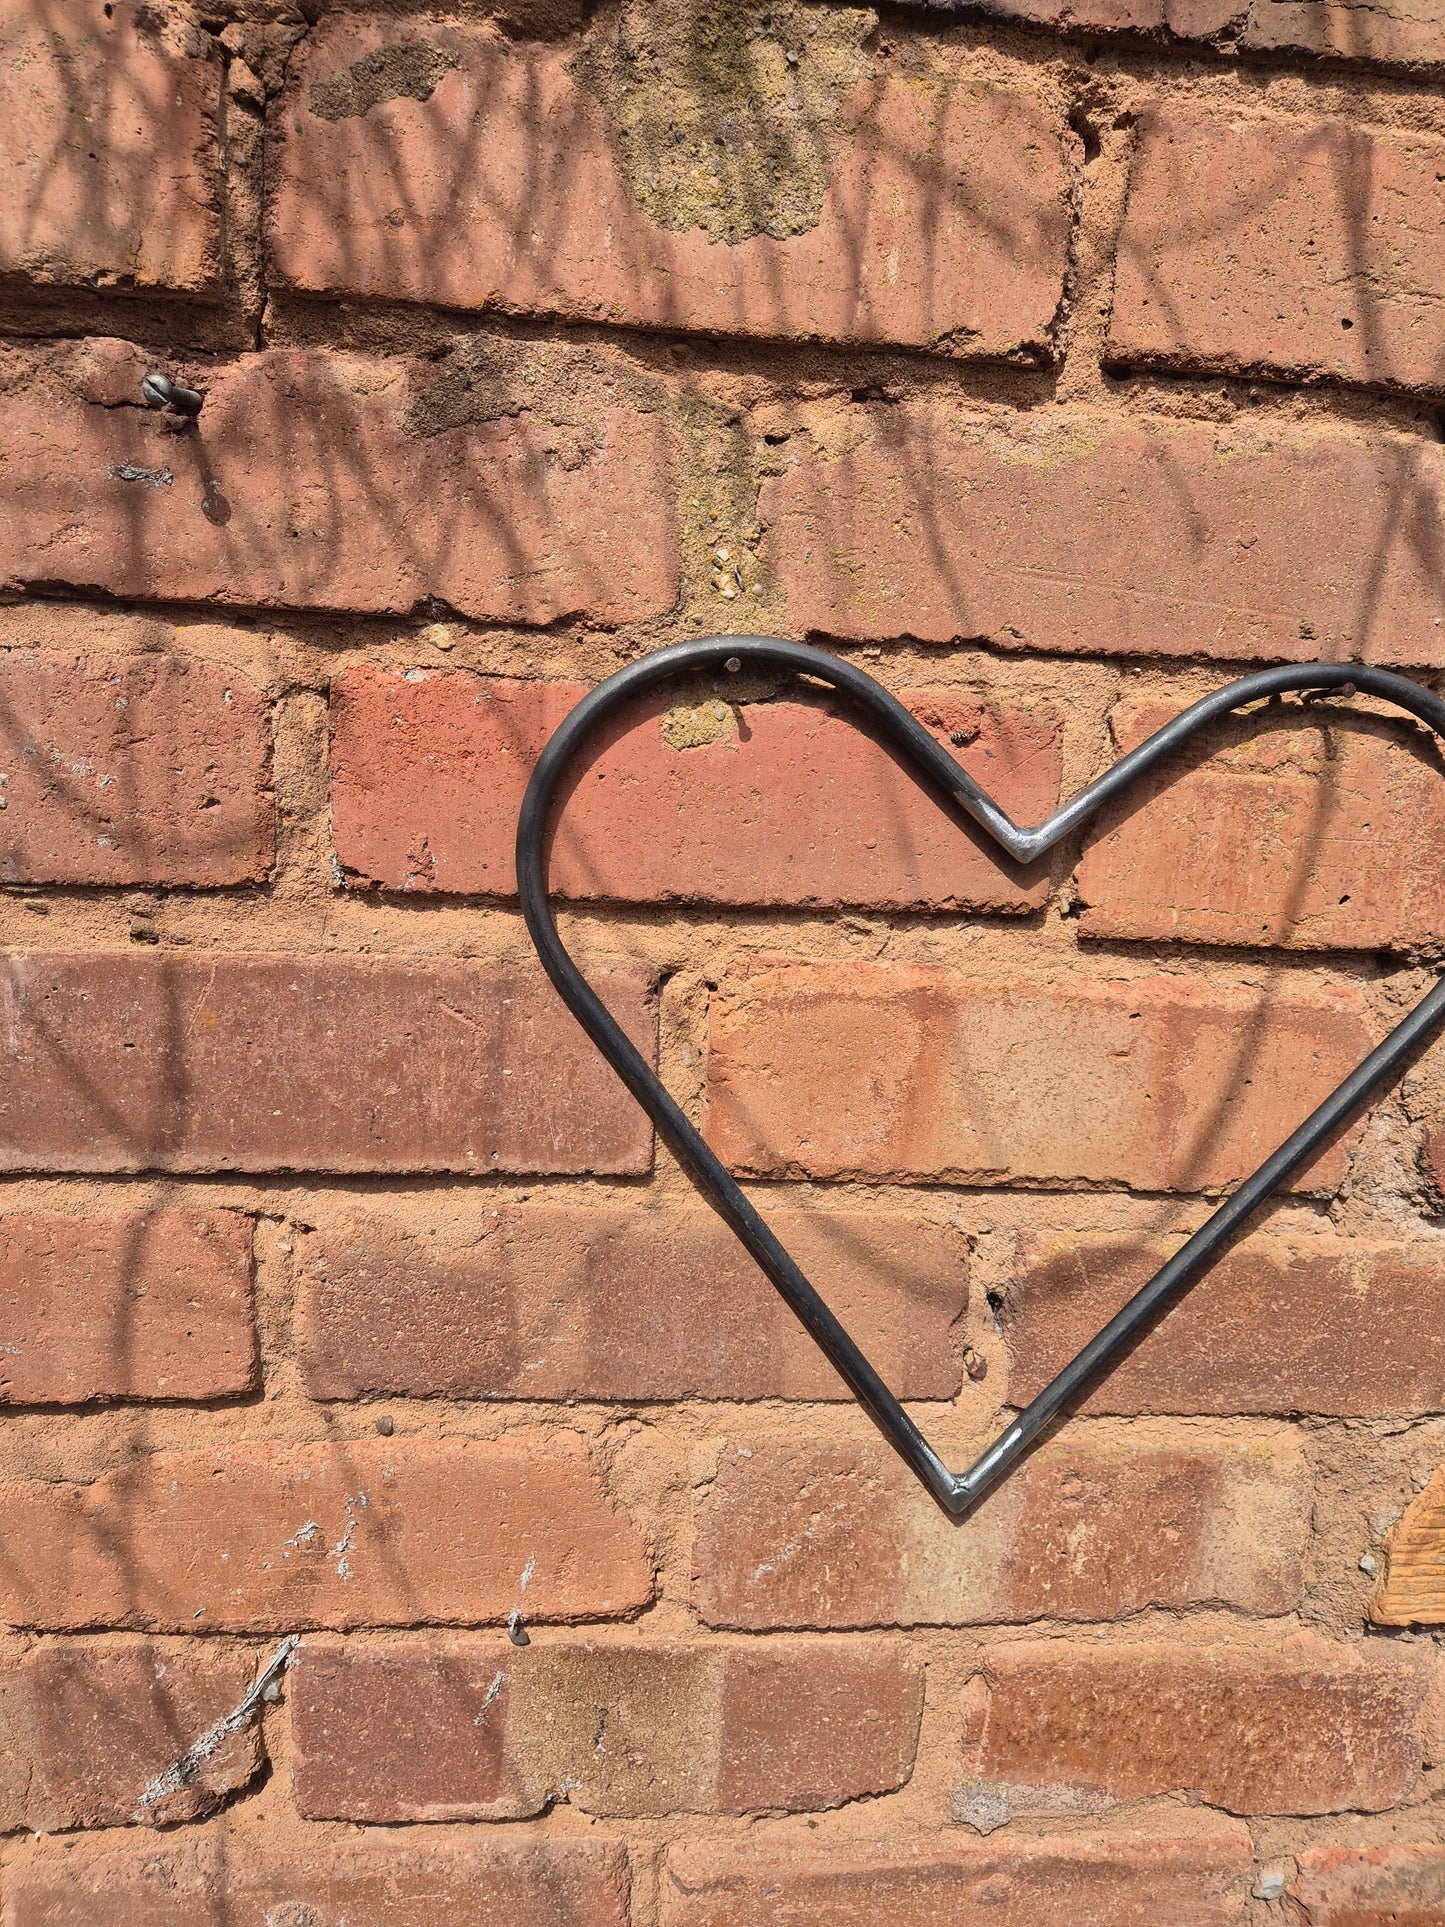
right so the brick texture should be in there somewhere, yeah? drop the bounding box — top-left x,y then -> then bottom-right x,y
1369,1465 -> 1445,1625
1001,1231 -> 1445,1417
4,1838 -> 632,1927
296,1204 -> 967,1403
290,1636 -> 921,1820
692,1432 -> 1310,1628
704,964 -> 1376,1191
270,18 -> 1073,359
330,668 -> 1061,910
1111,113 -> 1445,394
0,339 -> 678,624
1075,697 -> 1445,950
0,2 -> 222,296
0,1438 -> 652,1630
661,1824 -> 1256,1927
760,407 -> 1445,665
0,1208 -> 255,1405
1292,1846 -> 1445,1924
1241,0 -> 1445,67
0,650 -> 273,886
0,1641 -> 261,1832
963,1639 -> 1425,1816
0,952 -> 654,1175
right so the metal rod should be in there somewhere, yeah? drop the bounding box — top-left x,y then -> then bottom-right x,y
517,637 -> 1445,1520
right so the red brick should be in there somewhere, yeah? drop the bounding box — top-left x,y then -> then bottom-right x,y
0,1209 -> 255,1405
0,1640 -> 262,1832
297,1204 -> 966,1403
0,650 -> 272,886
0,340 -> 678,625
0,1437 -> 652,1631
1075,697 -> 1445,950
760,406 -> 1445,665
291,1635 -> 920,1820
692,1432 -> 1309,1628
662,1822 -> 1255,1927
964,1638 -> 1424,1816
1111,113 -> 1445,393
1242,0 -> 1445,68
704,964 -> 1375,1191
366,664 -> 1064,901
330,668 -> 1060,910
268,18 -> 1071,360
0,2 -> 222,297
0,952 -> 653,1175
4,1837 -> 631,1927
1293,1845 -> 1445,1925
1003,1231 -> 1445,1417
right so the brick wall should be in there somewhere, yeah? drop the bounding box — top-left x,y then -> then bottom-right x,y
2,0 -> 1445,1921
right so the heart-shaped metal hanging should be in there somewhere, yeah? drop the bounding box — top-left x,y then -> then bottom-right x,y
518,636 -> 1445,1519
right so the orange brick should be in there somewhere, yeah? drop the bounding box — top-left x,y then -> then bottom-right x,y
662,1823 -> 1255,1927
290,1636 -> 920,1820
0,1209 -> 255,1405
0,1438 -> 652,1631
0,340 -> 678,625
0,952 -> 653,1176
0,2 -> 221,296
761,406 -> 1445,665
1075,697 -> 1445,950
965,1639 -> 1424,1816
1292,1846 -> 1445,1924
0,651 -> 273,887
297,1205 -> 967,1403
1111,113 -> 1445,393
330,668 -> 1060,911
1241,0 -> 1445,67
692,1432 -> 1309,1628
5,1838 -> 631,1927
0,1641 -> 261,1831
1002,1231 -> 1445,1417
704,964 -> 1375,1191
269,18 -> 1071,358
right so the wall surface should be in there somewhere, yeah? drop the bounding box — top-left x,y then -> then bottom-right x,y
2,0 -> 1445,1920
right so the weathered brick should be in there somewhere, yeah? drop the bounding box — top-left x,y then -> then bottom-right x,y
964,1639 -> 1424,1816
0,952 -> 653,1175
330,668 -> 1060,911
291,1636 -> 920,1820
1369,1465 -> 1445,1625
0,340 -> 678,625
1075,697 -> 1445,950
760,406 -> 1445,665
704,964 -> 1375,1191
269,17 -> 1071,360
0,1641 -> 261,1833
297,1204 -> 967,1402
0,650 -> 273,886
1242,0 -> 1445,69
964,0 -> 1241,36
692,1431 -> 1309,1628
0,1438 -> 652,1631
0,2 -> 222,297
5,1837 -> 631,1927
1111,113 -> 1445,394
662,1823 -> 1255,1927
0,1209 -> 255,1405
1003,1232 -> 1445,1417
1292,1846 -> 1445,1925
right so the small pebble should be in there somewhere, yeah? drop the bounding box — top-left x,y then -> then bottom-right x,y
1359,1552 -> 1378,1577
964,1349 -> 988,1381
375,1414 -> 394,1437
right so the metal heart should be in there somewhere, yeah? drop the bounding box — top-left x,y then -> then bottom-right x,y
518,637 -> 1445,1519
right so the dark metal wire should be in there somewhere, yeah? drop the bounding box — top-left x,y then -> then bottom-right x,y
517,636 -> 1445,1520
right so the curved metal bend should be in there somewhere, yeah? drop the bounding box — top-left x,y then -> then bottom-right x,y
517,636 -> 1445,1519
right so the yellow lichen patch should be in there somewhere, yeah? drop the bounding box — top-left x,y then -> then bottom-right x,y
572,0 -> 875,245
662,698 -> 736,750
1371,1469 -> 1445,1625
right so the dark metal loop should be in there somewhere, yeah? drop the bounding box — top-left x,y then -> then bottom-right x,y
141,373 -> 203,419
517,636 -> 1445,1519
